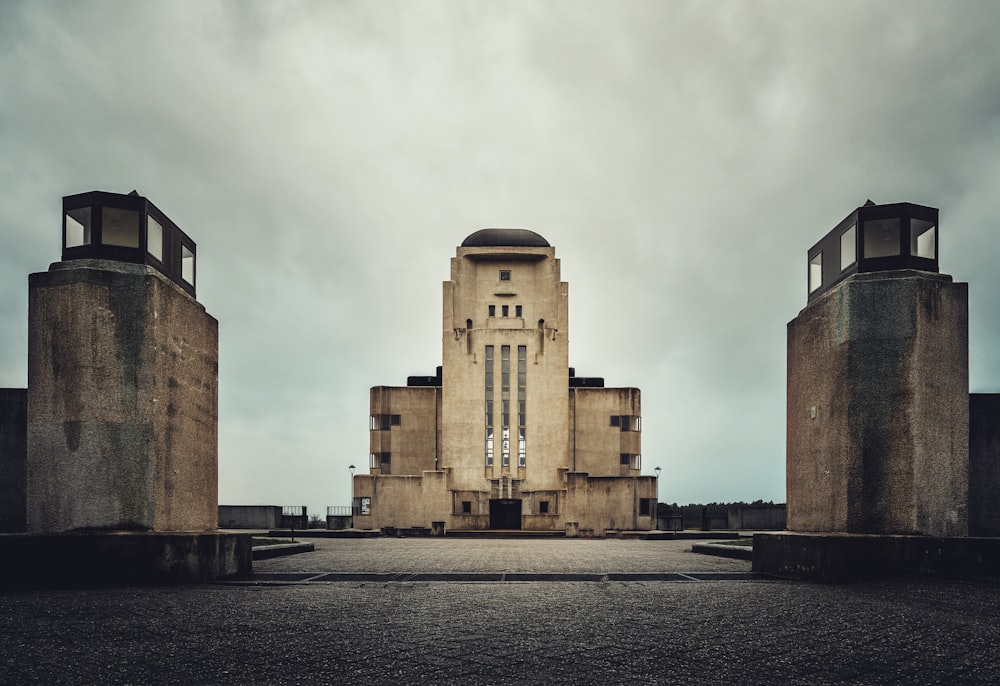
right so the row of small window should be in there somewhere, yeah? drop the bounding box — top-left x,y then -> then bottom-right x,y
610,415 -> 641,432
65,207 -> 195,285
620,454 -> 641,469
370,414 -> 401,430
808,219 -> 937,294
488,304 -> 523,318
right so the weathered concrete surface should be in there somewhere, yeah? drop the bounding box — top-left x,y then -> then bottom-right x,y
787,270 -> 968,536
970,393 -> 1000,536
0,388 -> 27,532
753,531 -> 1000,583
27,260 -> 218,532
2,538 -> 1000,685
0,531 -> 250,587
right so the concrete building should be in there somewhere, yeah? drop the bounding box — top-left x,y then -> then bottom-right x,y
26,190 -> 218,533
353,229 -> 656,534
786,201 -> 969,537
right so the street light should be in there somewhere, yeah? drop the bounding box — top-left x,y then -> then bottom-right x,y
348,464 -> 356,519
654,467 -> 661,525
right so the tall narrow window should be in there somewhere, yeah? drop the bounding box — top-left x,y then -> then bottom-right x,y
840,224 -> 856,271
517,345 -> 526,467
911,219 -> 937,259
485,345 -> 494,466
515,305 -> 522,318
182,245 -> 196,286
65,207 -> 92,248
147,215 -> 163,262
809,252 -> 823,294
501,345 -> 510,467
502,305 -> 509,317
489,305 -> 496,317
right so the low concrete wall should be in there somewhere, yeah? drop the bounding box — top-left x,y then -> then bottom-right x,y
0,389 -> 27,533
0,531 -> 251,588
219,505 -> 281,529
753,532 -> 1000,583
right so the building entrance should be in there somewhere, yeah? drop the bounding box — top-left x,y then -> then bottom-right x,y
489,499 -> 522,529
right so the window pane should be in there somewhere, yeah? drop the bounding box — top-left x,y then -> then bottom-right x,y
911,219 -> 936,259
863,218 -> 900,258
102,207 -> 140,248
840,224 -> 856,271
147,215 -> 163,261
809,253 -> 823,294
65,207 -> 92,247
182,245 -> 195,285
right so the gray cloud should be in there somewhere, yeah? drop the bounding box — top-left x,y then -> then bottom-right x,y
3,1 -> 1000,512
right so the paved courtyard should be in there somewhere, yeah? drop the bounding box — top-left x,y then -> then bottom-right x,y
2,538 -> 999,685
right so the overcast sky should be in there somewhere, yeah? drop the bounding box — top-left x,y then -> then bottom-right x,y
3,1 -> 1000,515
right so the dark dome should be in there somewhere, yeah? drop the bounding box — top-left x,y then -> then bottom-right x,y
461,228 -> 550,248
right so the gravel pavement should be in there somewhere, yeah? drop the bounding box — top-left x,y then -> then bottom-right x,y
2,537 -> 999,685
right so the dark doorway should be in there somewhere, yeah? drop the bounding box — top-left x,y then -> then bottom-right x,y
489,499 -> 522,529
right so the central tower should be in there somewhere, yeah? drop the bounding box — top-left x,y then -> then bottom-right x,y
441,229 -> 568,499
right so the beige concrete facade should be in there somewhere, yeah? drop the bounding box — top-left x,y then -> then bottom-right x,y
27,259 -> 218,532
355,230 -> 656,534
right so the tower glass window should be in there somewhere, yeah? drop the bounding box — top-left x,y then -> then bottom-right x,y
65,207 -> 91,248
182,245 -> 196,286
911,219 -> 937,259
863,218 -> 901,258
147,215 -> 163,262
840,225 -> 856,271
101,207 -> 140,248
809,253 -> 823,294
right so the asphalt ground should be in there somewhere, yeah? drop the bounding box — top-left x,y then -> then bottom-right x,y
2,538 -> 999,685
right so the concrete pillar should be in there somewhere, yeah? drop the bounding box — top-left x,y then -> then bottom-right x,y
787,270 -> 968,536
27,259 -> 218,532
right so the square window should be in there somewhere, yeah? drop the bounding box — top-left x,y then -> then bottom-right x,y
863,218 -> 900,258
539,501 -> 550,514
462,501 -> 472,514
102,207 -> 140,248
499,270 -> 511,281
610,416 -> 620,428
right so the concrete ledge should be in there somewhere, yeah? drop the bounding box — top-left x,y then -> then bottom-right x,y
252,542 -> 315,560
753,532 -> 1000,583
0,531 -> 252,588
265,529 -> 380,538
692,542 -> 753,560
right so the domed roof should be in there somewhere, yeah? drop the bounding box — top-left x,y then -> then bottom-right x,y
461,228 -> 550,248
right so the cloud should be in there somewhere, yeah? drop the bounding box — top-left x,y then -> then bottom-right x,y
3,1 -> 1000,513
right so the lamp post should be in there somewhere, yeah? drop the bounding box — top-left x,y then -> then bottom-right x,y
348,464 -> 355,518
654,466 -> 662,527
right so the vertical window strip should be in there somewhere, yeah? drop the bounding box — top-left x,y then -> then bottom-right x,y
501,346 -> 510,466
518,345 -> 526,466
485,345 -> 494,466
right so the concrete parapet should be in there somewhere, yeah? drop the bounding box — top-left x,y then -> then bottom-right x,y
0,531 -> 251,588
753,532 -> 1000,583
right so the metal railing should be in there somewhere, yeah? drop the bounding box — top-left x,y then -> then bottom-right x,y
327,506 -> 352,517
